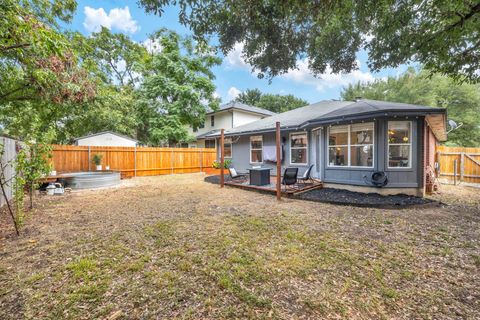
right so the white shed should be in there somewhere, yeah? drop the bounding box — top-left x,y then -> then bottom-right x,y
74,131 -> 138,147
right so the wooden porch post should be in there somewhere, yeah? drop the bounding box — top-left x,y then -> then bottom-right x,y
276,122 -> 281,200
220,129 -> 225,188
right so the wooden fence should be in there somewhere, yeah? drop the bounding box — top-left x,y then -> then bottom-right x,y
51,145 -> 217,179
437,145 -> 480,184
0,136 -> 18,208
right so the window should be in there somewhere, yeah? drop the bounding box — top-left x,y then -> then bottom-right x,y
350,123 -> 374,167
388,121 -> 411,168
328,123 -> 374,167
290,132 -> 308,164
250,136 -> 263,163
199,121 -> 205,129
205,139 -> 215,149
224,138 -> 232,158
210,115 -> 215,127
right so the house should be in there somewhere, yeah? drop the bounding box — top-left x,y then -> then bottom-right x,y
74,131 -> 138,147
187,101 -> 275,149
206,99 -> 447,196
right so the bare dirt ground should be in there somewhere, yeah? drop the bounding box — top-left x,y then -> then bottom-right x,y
0,174 -> 479,319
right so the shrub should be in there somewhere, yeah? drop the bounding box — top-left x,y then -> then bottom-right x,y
212,159 -> 232,169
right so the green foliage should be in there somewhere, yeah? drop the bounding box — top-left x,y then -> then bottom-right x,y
0,3 -> 221,147
341,68 -> 480,147
86,27 -> 148,87
212,159 -> 232,169
139,0 -> 480,82
0,0 -> 94,106
92,154 -> 103,166
137,29 -> 221,145
236,89 -> 308,113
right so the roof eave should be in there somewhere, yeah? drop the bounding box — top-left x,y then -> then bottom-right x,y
300,109 -> 447,128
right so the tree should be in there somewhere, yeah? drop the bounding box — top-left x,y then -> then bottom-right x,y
139,0 -> 480,82
87,27 -> 148,87
136,30 -> 221,145
235,89 -> 308,113
0,0 -> 95,106
341,68 -> 480,147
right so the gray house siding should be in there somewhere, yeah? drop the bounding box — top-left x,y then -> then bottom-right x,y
218,117 -> 426,190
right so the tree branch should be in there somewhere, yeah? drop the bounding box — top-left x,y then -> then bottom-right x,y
0,43 -> 31,52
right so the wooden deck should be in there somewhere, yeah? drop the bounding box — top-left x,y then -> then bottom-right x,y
225,176 -> 323,196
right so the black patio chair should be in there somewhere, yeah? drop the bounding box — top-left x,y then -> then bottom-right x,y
297,164 -> 314,185
228,167 -> 248,183
282,167 -> 298,191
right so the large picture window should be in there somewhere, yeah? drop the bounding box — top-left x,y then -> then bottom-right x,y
328,123 -> 374,167
290,132 -> 308,164
388,121 -> 411,168
224,138 -> 232,158
250,136 -> 263,163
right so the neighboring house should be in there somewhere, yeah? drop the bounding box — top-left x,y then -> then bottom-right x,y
206,99 -> 447,196
74,131 -> 138,147
187,101 -> 275,149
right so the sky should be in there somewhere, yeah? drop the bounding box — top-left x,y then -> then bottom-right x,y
69,1 -> 411,104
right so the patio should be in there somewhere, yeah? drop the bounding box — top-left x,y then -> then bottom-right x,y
224,175 -> 323,195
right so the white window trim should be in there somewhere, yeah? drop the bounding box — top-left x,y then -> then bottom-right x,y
387,121 -> 412,169
249,135 -> 263,164
224,138 -> 232,158
327,123 -> 375,168
289,132 -> 309,165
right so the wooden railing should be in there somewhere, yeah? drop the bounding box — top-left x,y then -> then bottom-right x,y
437,145 -> 480,184
51,145 -> 217,179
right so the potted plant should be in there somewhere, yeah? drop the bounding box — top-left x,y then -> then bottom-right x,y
92,154 -> 103,171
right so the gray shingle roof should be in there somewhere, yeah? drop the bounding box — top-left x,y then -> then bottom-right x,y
74,131 -> 138,142
204,99 -> 445,137
207,101 -> 276,116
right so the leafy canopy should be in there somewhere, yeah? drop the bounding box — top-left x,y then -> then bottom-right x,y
235,89 -> 308,113
139,0 -> 480,82
341,68 -> 480,147
136,29 -> 221,145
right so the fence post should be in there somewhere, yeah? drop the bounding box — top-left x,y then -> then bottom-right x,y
454,159 -> 457,186
460,152 -> 465,182
171,148 -> 174,175
200,148 -> 203,173
220,129 -> 224,188
88,146 -> 91,172
134,146 -> 137,177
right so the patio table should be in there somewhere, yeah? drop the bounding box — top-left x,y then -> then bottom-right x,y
247,168 -> 272,186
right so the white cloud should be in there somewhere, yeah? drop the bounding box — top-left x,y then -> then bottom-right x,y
225,42 -> 375,91
225,42 -> 250,70
281,59 -> 375,91
227,87 -> 242,100
83,6 -> 139,34
143,38 -> 163,54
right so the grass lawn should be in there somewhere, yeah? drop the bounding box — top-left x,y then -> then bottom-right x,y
1,174 -> 479,319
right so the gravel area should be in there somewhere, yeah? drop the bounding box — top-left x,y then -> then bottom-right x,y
205,175 -> 435,208
297,188 -> 435,208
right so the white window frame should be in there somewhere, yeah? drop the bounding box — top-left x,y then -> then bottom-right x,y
387,121 -> 412,169
289,132 -> 308,165
224,138 -> 232,158
249,135 -> 263,164
327,122 -> 375,168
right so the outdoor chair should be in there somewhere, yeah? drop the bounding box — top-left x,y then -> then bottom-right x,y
228,167 -> 248,182
282,167 -> 298,191
297,164 -> 314,185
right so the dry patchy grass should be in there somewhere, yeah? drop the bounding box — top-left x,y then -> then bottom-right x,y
0,174 -> 479,319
